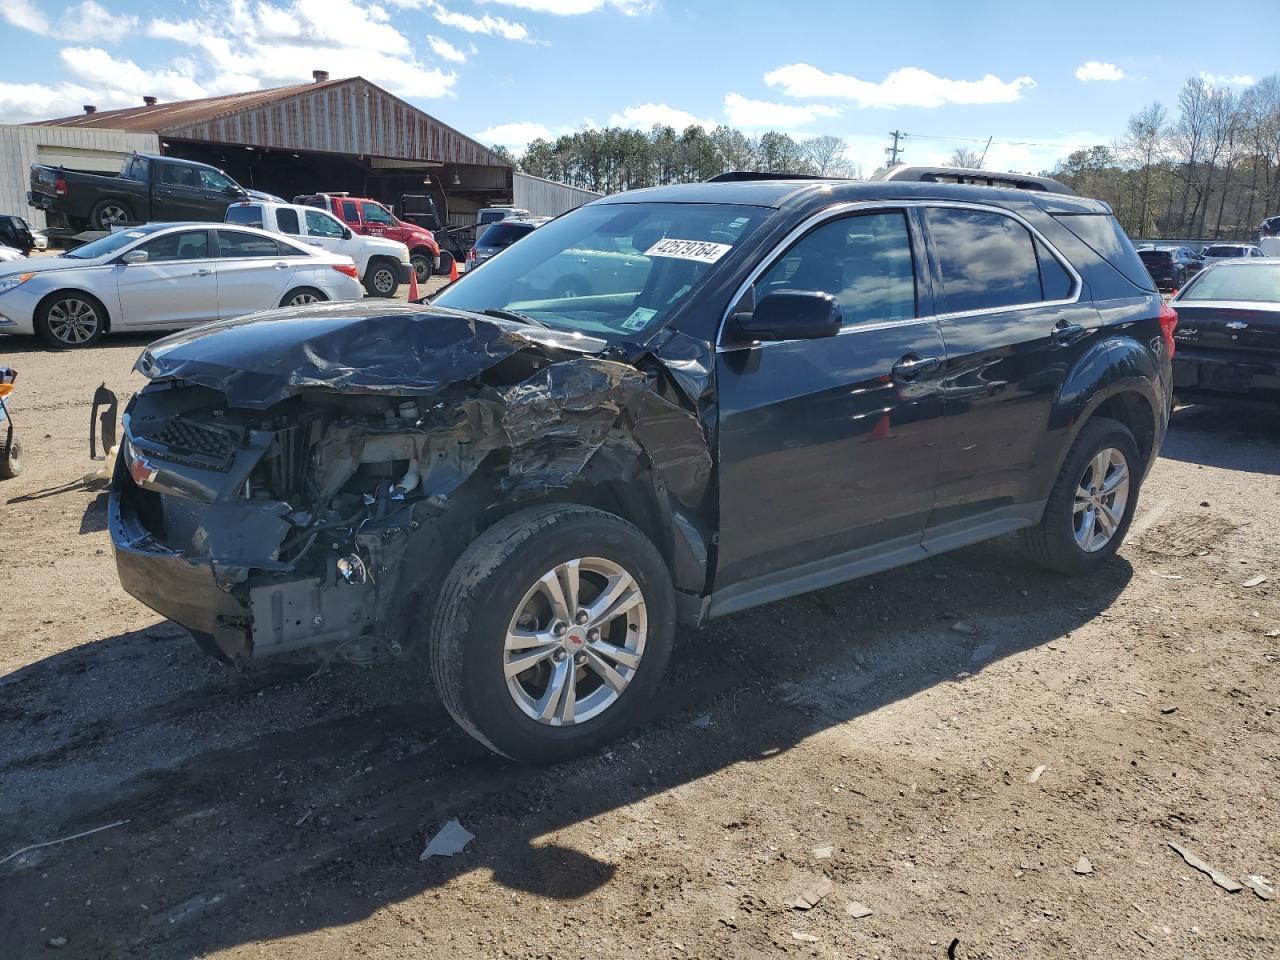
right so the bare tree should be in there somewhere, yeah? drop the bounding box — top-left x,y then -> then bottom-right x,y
945,147 -> 984,168
801,135 -> 857,177
1118,102 -> 1168,236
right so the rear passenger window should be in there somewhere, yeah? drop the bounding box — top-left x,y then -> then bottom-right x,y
756,211 -> 916,327
276,209 -> 300,235
340,201 -> 359,223
1036,238 -> 1074,300
927,208 -> 1041,313
217,231 -> 286,258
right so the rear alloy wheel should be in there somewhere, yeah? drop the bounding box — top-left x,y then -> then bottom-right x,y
279,287 -> 326,307
430,504 -> 676,763
36,295 -> 105,348
91,199 -> 132,231
1020,417 -> 1141,575
364,262 -> 399,298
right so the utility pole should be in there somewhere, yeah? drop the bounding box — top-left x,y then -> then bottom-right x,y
885,130 -> 904,168
977,135 -> 993,168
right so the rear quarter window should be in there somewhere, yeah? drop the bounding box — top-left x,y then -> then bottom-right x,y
1053,213 -> 1156,292
276,208 -> 300,235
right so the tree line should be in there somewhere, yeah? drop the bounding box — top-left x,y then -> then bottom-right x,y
494,72 -> 1280,241
1045,74 -> 1280,240
493,128 -> 861,194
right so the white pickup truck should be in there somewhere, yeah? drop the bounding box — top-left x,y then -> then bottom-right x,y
225,201 -> 412,298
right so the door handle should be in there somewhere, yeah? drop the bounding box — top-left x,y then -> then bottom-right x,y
891,354 -> 942,381
273,262 -> 288,270
1051,320 -> 1086,344
193,268 -> 212,276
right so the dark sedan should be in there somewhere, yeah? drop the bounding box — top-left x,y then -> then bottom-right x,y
1171,259 -> 1280,403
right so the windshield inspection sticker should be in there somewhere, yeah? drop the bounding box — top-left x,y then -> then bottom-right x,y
644,238 -> 733,264
620,307 -> 658,331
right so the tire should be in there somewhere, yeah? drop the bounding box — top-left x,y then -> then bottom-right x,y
279,287 -> 327,308
429,504 -> 676,764
1020,417 -> 1141,575
410,251 -> 433,284
35,292 -> 106,348
90,198 -> 132,231
363,259 -> 399,298
0,435 -> 23,479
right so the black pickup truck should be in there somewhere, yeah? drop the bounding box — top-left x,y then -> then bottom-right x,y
28,153 -> 277,232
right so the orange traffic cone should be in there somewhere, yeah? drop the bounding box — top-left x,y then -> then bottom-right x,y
408,265 -> 420,301
449,256 -> 459,283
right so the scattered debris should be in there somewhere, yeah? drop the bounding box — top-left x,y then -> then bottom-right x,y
792,932 -> 819,943
1199,501 -> 1210,507
846,902 -> 873,919
1168,842 -> 1243,893
46,937 -> 67,949
1074,856 -> 1094,875
791,876 -> 833,910
1242,875 -> 1275,901
812,845 -> 834,860
951,620 -> 978,636
419,819 -> 475,861
0,819 -> 129,868
1028,765 -> 1047,784
1242,575 -> 1267,588
1265,629 -> 1280,638
969,643 -> 997,664
947,938 -> 961,959
690,713 -> 713,729
294,810 -> 312,828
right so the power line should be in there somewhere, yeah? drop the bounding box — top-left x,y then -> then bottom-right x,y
885,129 -> 904,166
902,132 -> 1090,149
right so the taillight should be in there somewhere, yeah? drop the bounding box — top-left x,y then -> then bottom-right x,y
1158,300 -> 1178,358
55,176 -> 67,196
465,248 -> 476,261
332,263 -> 359,279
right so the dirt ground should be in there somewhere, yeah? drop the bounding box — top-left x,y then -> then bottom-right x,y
0,311 -> 1277,959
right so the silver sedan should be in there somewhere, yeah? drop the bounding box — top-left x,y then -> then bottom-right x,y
0,222 -> 364,348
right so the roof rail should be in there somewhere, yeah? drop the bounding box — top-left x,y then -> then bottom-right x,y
705,171 -> 846,183
870,165 -> 1076,196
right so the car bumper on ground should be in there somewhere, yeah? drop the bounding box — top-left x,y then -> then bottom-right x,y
1173,347 -> 1280,402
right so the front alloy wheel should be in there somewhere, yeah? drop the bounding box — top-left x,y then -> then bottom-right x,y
504,558 -> 647,726
42,297 -> 103,347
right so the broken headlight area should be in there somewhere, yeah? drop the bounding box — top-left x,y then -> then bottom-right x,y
109,353 -> 714,664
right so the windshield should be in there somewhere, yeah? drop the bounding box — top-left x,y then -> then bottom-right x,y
433,201 -> 768,339
477,222 -> 535,248
1203,245 -> 1246,257
1180,263 -> 1280,302
64,229 -> 154,259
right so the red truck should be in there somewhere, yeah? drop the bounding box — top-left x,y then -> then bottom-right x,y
295,193 -> 441,282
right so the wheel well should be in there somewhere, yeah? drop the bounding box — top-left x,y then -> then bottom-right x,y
1091,391 -> 1156,467
409,245 -> 436,258
366,255 -> 397,275
279,286 -> 326,306
35,288 -> 111,332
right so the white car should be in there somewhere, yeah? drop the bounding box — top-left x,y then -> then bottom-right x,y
0,222 -> 363,348
225,201 -> 412,297
21,219 -> 48,252
0,246 -> 25,262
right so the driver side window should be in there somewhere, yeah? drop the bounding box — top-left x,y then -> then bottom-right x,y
756,211 -> 917,327
305,210 -> 345,238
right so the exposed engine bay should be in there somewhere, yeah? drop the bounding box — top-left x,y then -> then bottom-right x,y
108,304 -> 715,663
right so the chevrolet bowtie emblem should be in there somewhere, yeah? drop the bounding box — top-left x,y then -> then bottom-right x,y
1225,321 -> 1249,330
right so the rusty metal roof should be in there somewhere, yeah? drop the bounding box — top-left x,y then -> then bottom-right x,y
37,77 -> 507,168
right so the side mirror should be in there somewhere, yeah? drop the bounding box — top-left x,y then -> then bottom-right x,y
226,185 -> 243,196
122,250 -> 149,264
731,290 -> 842,343
341,227 -> 352,239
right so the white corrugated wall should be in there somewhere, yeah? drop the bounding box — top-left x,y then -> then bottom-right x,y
513,172 -> 603,218
0,125 -> 160,231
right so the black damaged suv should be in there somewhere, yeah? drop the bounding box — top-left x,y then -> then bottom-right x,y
109,167 -> 1174,762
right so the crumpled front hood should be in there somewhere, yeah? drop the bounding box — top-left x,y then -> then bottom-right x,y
137,301 -> 608,409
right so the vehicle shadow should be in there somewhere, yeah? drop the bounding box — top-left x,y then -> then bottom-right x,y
0,540 -> 1132,958
0,332 -> 158,357
1161,402 -> 1280,474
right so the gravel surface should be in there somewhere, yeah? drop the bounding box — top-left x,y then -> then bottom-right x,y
0,320 -> 1276,959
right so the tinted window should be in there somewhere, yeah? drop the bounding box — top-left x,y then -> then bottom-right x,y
305,209 -> 345,238
927,208 -> 1041,313
158,163 -> 199,188
340,201 -> 359,222
1054,213 -> 1156,292
216,230 -> 287,258
225,205 -> 264,228
1180,263 -> 1280,302
362,203 -> 394,225
757,211 -> 916,327
1139,250 -> 1172,265
276,208 -> 300,235
478,222 -> 536,248
1204,245 -> 1246,257
1035,238 -> 1074,300
138,230 -> 209,262
478,210 -> 506,224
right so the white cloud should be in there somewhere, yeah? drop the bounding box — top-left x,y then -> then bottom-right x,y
59,47 -> 207,101
722,92 -> 839,129
764,63 -> 1036,108
608,103 -> 715,131
2,0 -> 138,42
1074,61 -> 1125,82
426,35 -> 468,62
475,120 -> 553,146
1200,72 -> 1256,87
475,0 -> 653,12
430,2 -> 530,40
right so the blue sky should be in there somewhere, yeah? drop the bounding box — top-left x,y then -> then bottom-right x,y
2,0 -> 1276,174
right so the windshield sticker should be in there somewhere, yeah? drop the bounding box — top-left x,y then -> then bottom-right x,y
126,231 -> 145,238
620,307 -> 658,331
644,238 -> 732,264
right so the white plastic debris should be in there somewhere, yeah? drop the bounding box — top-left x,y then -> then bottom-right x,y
419,819 -> 475,861
1168,842 -> 1243,893
1028,765 -> 1047,784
